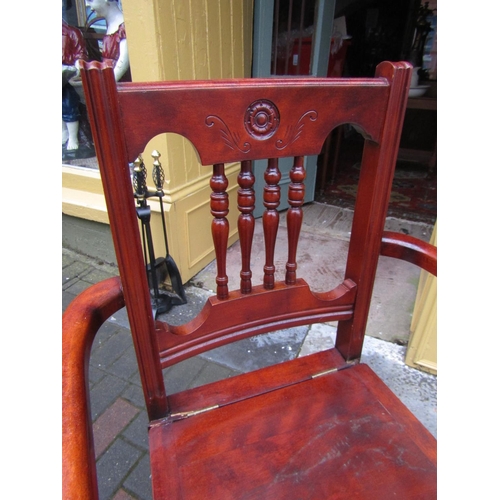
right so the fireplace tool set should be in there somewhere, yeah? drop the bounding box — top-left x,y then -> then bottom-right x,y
132,151 -> 187,318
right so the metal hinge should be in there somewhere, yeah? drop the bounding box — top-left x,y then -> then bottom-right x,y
148,404 -> 220,428
169,404 -> 220,421
311,360 -> 359,379
311,367 -> 339,379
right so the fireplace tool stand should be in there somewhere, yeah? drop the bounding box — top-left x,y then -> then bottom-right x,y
132,151 -> 187,319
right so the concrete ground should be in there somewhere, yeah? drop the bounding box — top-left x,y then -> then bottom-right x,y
63,202 -> 436,500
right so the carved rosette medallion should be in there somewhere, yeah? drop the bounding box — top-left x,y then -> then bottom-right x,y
244,100 -> 280,140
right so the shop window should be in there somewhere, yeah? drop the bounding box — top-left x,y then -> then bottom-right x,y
62,0 -> 129,168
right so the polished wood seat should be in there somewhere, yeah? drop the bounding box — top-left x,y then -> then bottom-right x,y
151,359 -> 436,499
63,60 -> 437,499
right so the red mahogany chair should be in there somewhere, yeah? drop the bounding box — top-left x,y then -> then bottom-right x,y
63,60 -> 437,499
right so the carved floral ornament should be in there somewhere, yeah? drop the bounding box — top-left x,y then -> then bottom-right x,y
244,100 -> 280,140
205,98 -> 317,153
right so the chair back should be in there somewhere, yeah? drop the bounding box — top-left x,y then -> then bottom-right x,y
80,60 -> 412,420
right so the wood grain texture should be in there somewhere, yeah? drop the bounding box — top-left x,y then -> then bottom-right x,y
150,363 -> 436,499
381,231 -> 437,276
164,348 -> 348,414
286,156 -> 305,284
62,277 -> 125,500
115,77 -> 389,165
336,61 -> 412,361
155,279 -> 357,367
237,160 -> 255,293
210,163 -> 230,299
263,158 -> 281,289
80,61 -> 168,421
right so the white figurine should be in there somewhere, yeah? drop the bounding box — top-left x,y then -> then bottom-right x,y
86,0 -> 130,81
62,19 -> 88,151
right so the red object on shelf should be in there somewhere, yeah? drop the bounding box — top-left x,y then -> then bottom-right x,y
276,37 -> 351,77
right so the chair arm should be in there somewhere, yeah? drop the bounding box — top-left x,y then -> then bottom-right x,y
381,231 -> 437,277
62,277 -> 125,500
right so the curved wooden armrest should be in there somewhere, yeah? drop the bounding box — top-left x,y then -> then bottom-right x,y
63,276 -> 125,500
381,231 -> 437,277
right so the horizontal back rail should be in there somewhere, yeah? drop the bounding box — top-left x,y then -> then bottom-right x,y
155,279 -> 357,367
116,76 -> 390,165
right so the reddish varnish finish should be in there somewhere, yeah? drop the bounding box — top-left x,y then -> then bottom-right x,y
156,278 -> 357,367
381,230 -> 437,276
63,59 -> 437,499
286,156 -> 305,284
263,157 -> 281,289
237,159 -> 255,293
150,364 -> 436,500
165,348 -> 348,415
210,163 -> 230,299
62,277 -> 125,500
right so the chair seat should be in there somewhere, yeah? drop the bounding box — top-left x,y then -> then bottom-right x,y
149,359 -> 437,499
